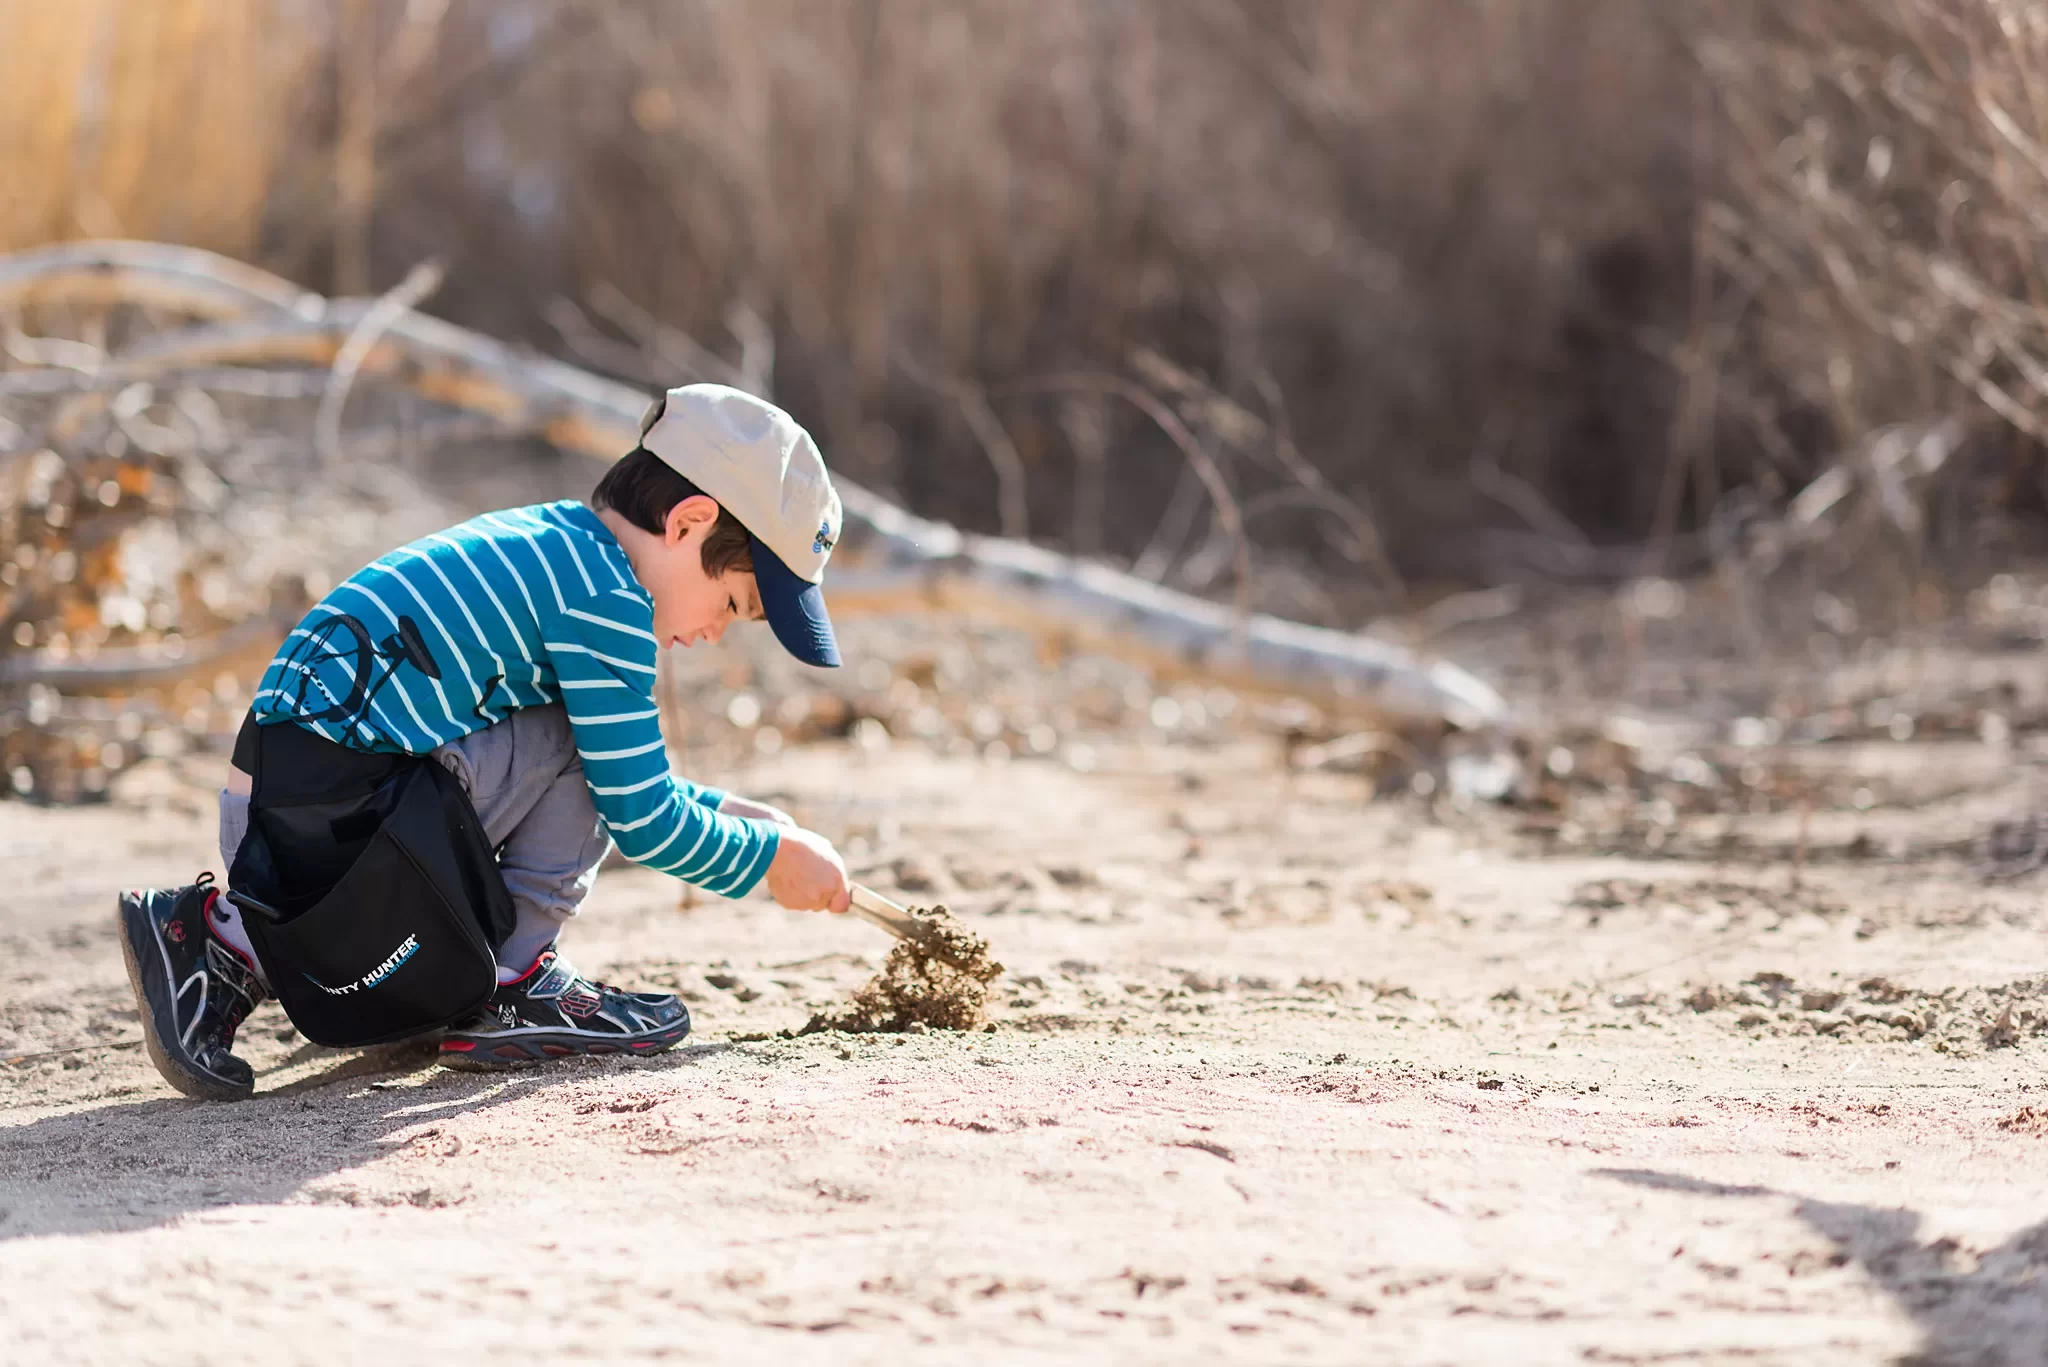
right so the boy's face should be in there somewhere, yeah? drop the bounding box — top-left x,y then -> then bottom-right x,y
644,495 -> 763,649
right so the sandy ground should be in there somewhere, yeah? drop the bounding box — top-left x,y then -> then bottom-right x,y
4,692 -> 2047,1364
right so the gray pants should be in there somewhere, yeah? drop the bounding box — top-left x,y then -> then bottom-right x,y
218,704 -> 611,973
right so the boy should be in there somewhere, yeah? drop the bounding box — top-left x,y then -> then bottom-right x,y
118,384 -> 854,1099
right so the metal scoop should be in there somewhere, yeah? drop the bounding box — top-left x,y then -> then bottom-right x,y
848,884 -> 978,972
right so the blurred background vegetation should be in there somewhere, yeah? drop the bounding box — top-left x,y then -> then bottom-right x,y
5,0 -> 2047,620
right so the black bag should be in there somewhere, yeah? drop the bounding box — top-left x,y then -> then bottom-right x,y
227,719 -> 514,1048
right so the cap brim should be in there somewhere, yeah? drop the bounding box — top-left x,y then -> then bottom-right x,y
749,534 -> 841,668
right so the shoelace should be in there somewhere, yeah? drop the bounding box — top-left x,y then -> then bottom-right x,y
526,953 -> 642,1002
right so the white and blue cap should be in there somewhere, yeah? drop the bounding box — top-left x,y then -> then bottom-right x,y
638,384 -> 843,667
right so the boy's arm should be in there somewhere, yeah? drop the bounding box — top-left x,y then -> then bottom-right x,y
675,775 -> 729,811
544,593 -> 779,896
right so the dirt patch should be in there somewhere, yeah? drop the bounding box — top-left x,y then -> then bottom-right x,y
1570,878 -> 1847,927
1996,1106 -> 2048,1137
1678,972 -> 2048,1053
800,903 -> 1005,1034
1463,967 -> 2048,1056
18,579 -> 2048,1361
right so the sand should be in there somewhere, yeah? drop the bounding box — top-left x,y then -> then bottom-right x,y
3,691 -> 2047,1363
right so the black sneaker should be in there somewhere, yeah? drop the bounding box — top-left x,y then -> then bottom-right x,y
117,876 -> 268,1101
438,949 -> 690,1069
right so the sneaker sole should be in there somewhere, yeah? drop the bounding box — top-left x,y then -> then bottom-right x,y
116,892 -> 254,1102
436,1019 -> 692,1072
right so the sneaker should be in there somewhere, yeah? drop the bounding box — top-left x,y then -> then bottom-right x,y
117,876 -> 268,1101
437,949 -> 690,1069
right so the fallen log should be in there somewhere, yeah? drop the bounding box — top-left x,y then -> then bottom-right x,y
0,611 -> 299,689
0,240 -> 1508,730
0,239 -> 325,322
823,490 -> 1506,729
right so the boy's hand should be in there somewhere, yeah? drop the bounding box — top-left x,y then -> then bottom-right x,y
720,794 -> 796,827
765,826 -> 852,914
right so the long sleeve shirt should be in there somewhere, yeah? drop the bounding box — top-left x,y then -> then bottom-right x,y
249,501 -> 779,896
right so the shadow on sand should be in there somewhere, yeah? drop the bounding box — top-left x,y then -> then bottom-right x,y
1598,1167 -> 2048,1367
0,1041 -> 732,1242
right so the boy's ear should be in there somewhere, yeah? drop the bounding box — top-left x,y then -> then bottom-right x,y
664,494 -> 721,547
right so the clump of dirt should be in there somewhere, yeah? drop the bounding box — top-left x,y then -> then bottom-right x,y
802,904 -> 1005,1034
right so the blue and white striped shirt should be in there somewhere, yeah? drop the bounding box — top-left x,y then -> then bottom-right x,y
250,501 -> 778,897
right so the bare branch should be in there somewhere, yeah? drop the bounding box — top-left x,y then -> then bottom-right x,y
315,257 -> 446,468
996,372 -> 1253,634
587,281 -> 751,393
895,349 -> 1030,540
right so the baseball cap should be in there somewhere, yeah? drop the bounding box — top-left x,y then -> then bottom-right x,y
637,384 -> 843,668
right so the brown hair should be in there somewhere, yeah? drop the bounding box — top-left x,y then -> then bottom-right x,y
591,447 -> 754,577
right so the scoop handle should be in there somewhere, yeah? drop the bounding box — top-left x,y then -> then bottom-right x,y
848,884 -> 920,940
